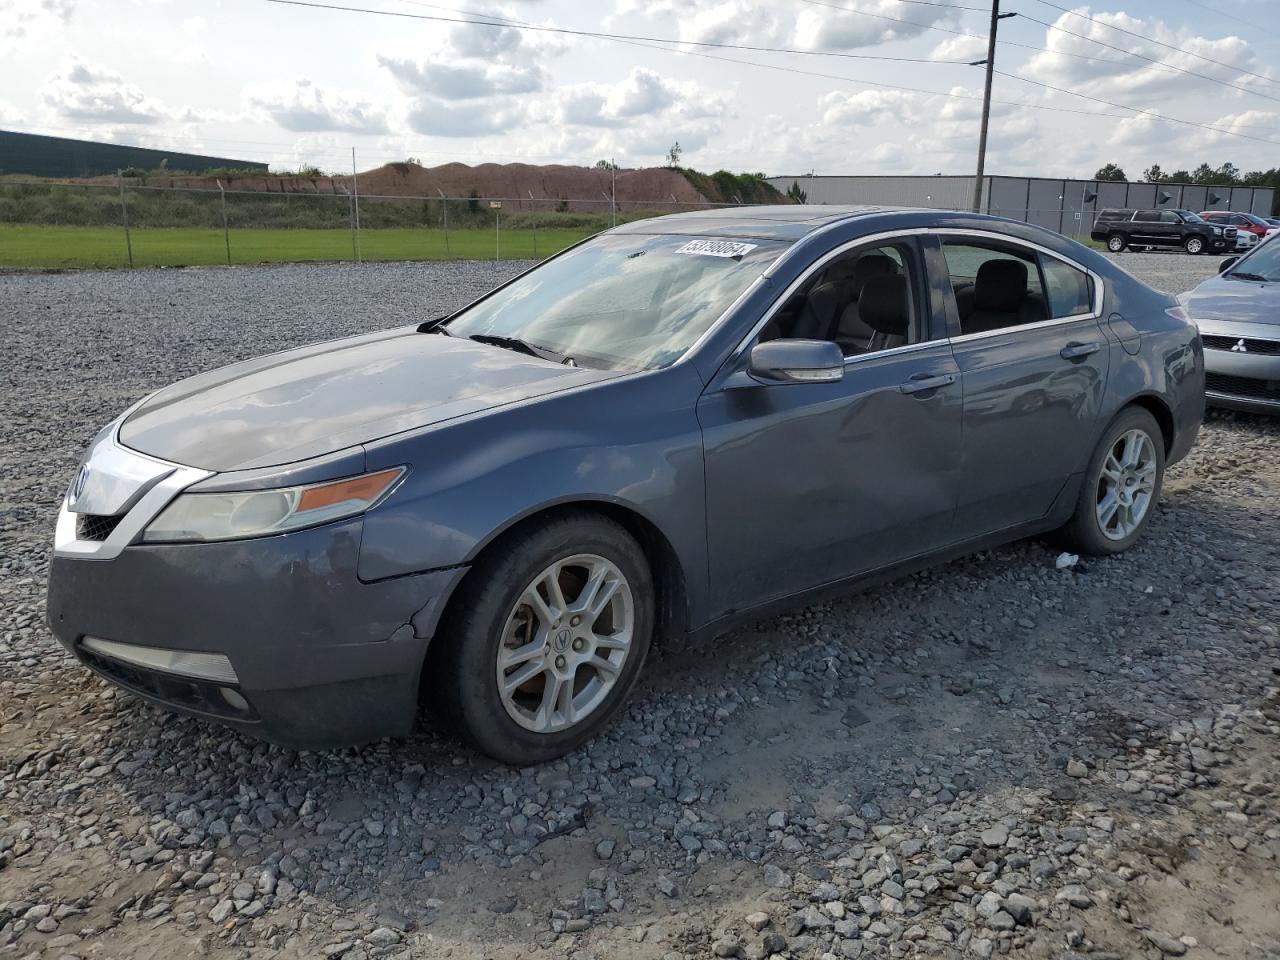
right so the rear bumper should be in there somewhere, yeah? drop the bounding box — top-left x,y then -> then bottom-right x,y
46,518 -> 465,749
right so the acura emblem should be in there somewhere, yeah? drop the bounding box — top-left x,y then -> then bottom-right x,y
69,464 -> 90,505
1230,338 -> 1248,353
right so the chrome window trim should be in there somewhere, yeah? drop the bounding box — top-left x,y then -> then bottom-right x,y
930,228 -> 1105,319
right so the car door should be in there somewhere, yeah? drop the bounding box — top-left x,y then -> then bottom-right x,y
696,234 -> 962,618
1130,210 -> 1158,245
935,232 -> 1111,539
1159,210 -> 1183,246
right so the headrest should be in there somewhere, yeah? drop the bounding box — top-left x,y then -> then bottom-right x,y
858,274 -> 909,336
853,254 -> 897,285
974,259 -> 1028,313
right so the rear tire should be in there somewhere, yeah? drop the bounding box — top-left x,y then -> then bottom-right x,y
1055,407 -> 1165,556
432,512 -> 654,766
1184,235 -> 1204,255
1106,233 -> 1127,253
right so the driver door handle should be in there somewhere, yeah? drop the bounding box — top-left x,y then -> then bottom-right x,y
1060,341 -> 1101,361
899,373 -> 956,395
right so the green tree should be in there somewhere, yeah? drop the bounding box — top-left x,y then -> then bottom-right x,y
666,142 -> 683,168
1142,164 -> 1163,182
1191,163 -> 1216,184
467,188 -> 480,214
787,180 -> 808,204
1094,163 -> 1127,182
1168,169 -> 1192,182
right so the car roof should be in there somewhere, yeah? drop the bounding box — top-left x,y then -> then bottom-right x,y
610,204 -> 898,241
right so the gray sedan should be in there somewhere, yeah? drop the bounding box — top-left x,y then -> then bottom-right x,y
47,207 -> 1204,765
1178,238 -> 1280,413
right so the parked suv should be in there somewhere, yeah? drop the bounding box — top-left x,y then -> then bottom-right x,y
1091,208 -> 1235,254
1199,210 -> 1280,242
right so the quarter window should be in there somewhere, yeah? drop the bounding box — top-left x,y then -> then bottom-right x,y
1041,258 -> 1095,318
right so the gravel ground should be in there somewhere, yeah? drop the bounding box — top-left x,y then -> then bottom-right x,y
2,253 -> 1279,960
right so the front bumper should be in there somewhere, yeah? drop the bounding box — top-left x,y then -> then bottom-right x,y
1198,319 -> 1280,414
48,518 -> 465,750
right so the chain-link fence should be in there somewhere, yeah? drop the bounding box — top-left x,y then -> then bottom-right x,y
0,179 -> 746,270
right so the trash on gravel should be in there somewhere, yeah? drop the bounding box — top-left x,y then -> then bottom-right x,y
1055,552 -> 1080,570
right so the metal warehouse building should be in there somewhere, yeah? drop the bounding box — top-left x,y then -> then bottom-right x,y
765,174 -> 1276,237
0,130 -> 268,178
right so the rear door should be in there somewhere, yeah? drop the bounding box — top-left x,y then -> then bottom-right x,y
933,232 -> 1111,539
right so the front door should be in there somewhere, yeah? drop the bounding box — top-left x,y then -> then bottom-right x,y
934,234 -> 1111,539
697,235 -> 962,619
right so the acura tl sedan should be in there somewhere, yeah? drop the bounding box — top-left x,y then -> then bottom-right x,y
47,207 -> 1204,765
1178,237 -> 1280,413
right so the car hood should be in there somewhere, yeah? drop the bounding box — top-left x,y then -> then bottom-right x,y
119,328 -> 618,472
1183,274 -> 1280,327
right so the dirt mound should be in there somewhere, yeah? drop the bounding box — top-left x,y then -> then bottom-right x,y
72,162 -> 785,212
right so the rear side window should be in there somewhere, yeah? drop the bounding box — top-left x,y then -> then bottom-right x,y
1134,210 -> 1159,222
943,241 -> 1048,336
1041,258 -> 1095,318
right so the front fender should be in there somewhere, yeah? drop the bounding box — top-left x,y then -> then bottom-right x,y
356,364 -> 709,618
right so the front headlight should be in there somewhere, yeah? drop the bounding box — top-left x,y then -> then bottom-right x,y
1211,226 -> 1223,235
142,467 -> 406,543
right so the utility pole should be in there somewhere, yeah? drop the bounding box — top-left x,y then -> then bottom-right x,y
970,0 -> 1015,214
351,147 -> 362,263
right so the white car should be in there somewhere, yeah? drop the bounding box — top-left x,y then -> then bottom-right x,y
1236,231 -> 1260,252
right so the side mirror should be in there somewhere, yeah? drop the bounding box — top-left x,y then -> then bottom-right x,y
1218,256 -> 1238,275
747,339 -> 844,385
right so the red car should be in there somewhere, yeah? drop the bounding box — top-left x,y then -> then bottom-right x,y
1200,211 -> 1280,240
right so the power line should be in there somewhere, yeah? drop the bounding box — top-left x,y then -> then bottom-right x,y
264,0 -> 974,64
995,68 -> 1280,144
267,0 -> 1280,145
799,0 -> 1280,100
1177,0 -> 1280,40
1025,0 -> 1280,89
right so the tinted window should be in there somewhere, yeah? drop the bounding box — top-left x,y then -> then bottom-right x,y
762,242 -> 921,356
943,241 -> 1048,335
1159,211 -> 1180,223
445,234 -> 785,370
1041,258 -> 1095,318
1178,211 -> 1204,223
1134,210 -> 1159,222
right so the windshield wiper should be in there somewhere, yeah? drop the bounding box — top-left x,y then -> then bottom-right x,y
468,333 -> 575,365
1229,271 -> 1273,282
416,316 -> 453,334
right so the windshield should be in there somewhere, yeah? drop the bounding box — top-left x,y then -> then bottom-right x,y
1176,210 -> 1204,223
1228,238 -> 1280,281
443,234 -> 786,370
1242,213 -> 1270,227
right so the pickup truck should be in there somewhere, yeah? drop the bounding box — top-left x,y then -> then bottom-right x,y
1091,208 -> 1235,255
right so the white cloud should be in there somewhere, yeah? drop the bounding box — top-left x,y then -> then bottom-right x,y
378,56 -> 543,101
40,57 -> 178,125
2,0 -> 76,50
245,79 -> 391,134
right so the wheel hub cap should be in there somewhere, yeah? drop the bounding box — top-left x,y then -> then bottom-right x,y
1096,428 -> 1157,541
496,554 -> 635,734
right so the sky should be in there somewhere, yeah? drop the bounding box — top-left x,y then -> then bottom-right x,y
1,0 -> 1277,179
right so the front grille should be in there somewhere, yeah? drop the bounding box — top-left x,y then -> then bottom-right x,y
1224,227 -> 1238,239
76,513 -> 124,541
1202,335 -> 1280,356
1206,372 -> 1280,402
79,647 -> 258,721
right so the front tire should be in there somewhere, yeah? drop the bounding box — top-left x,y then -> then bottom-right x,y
1056,407 -> 1165,556
433,512 -> 654,766
1106,233 -> 1127,253
1184,236 -> 1204,255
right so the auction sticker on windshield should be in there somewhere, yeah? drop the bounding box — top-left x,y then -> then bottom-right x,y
675,239 -> 759,258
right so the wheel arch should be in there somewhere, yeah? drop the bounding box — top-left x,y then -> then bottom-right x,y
420,498 -> 691,693
1120,392 -> 1175,456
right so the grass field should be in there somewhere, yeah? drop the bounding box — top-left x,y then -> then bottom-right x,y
0,224 -> 597,269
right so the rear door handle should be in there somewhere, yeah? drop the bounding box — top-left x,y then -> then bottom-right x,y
1060,341 -> 1101,361
899,373 -> 956,395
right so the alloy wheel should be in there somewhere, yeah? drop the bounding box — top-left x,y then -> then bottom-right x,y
1095,428 -> 1157,541
496,553 -> 634,733
1186,237 -> 1203,254
1107,236 -> 1124,252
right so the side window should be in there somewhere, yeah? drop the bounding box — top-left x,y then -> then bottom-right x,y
760,242 -> 922,357
1134,210 -> 1158,222
1040,257 -> 1095,318
1160,211 -> 1180,223
943,241 -> 1048,336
